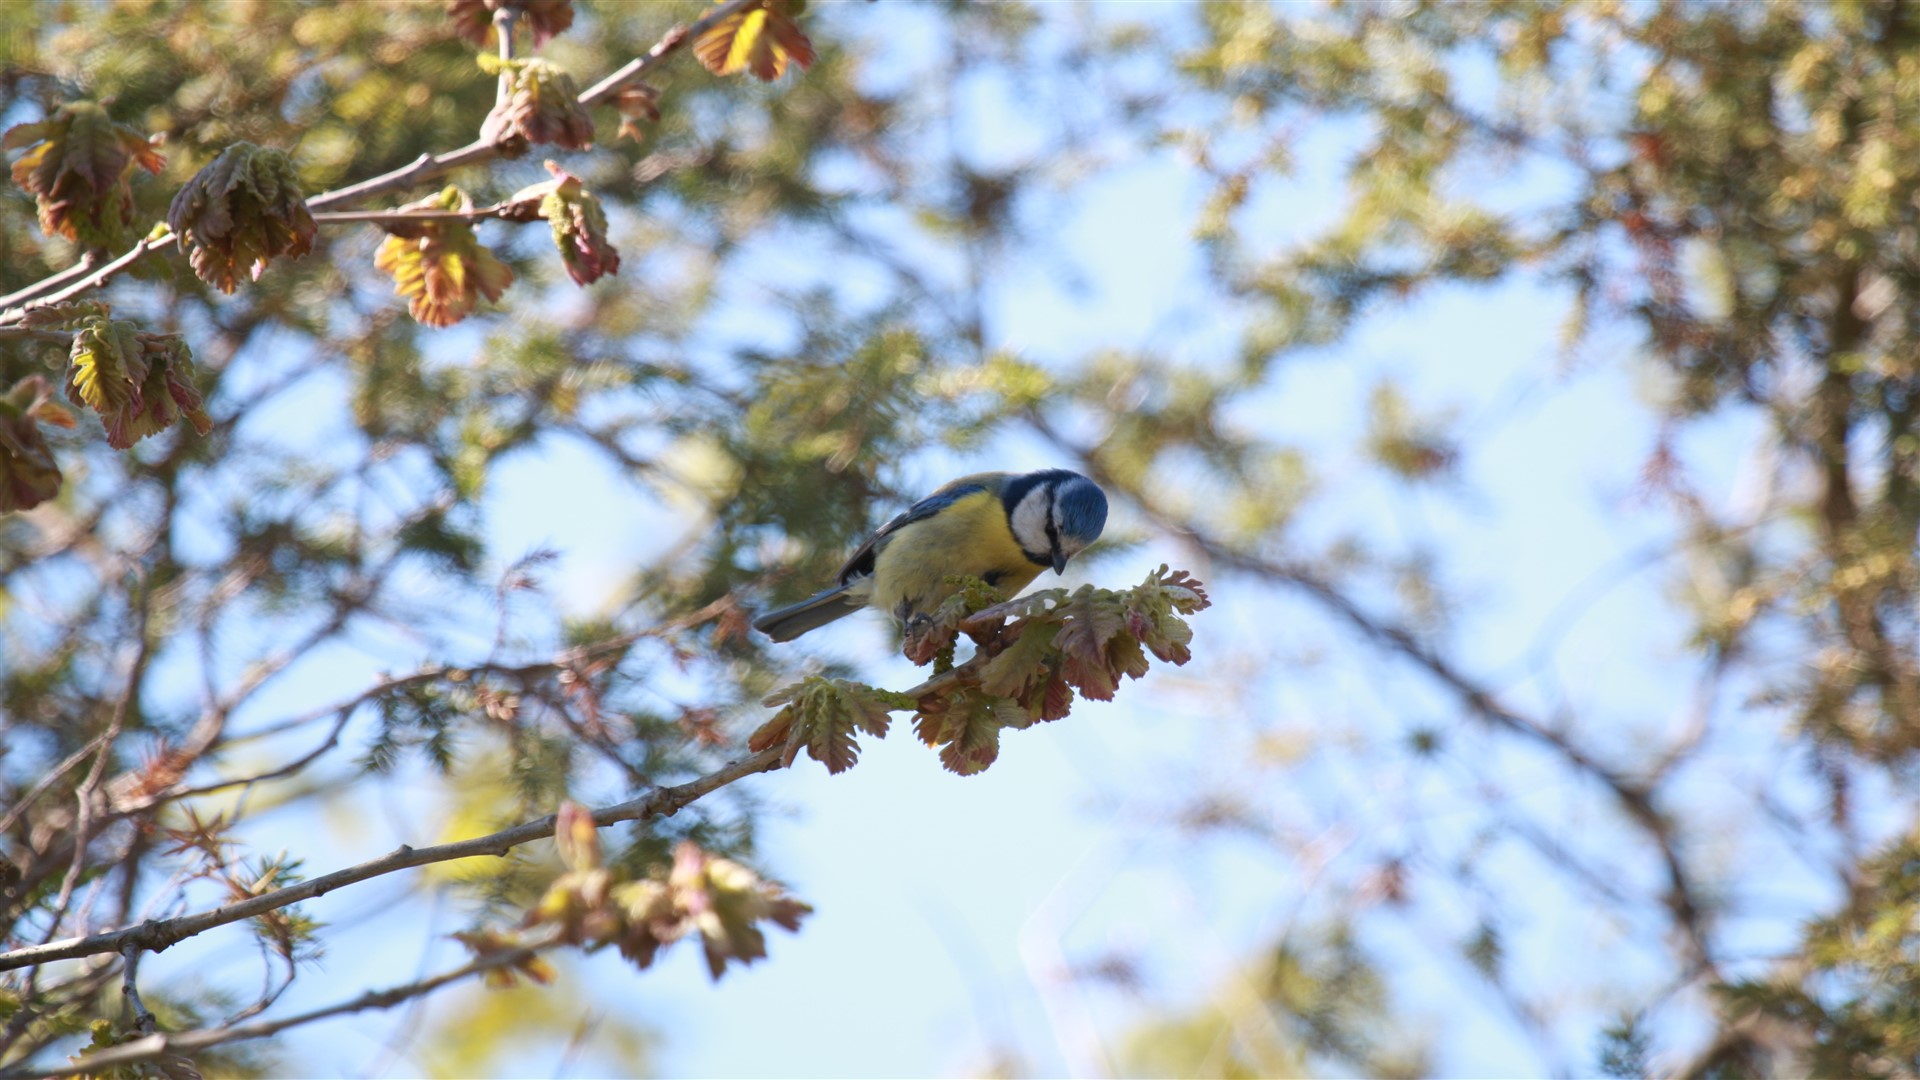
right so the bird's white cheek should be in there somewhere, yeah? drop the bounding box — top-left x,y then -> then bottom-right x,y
1009,490 -> 1052,553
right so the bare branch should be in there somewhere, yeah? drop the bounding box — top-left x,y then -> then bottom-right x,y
0,235 -> 172,325
118,946 -> 155,1035
0,327 -> 72,346
20,941 -> 553,1079
309,204 -> 540,227
0,250 -> 99,311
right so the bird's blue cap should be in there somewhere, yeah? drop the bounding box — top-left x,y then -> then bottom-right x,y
1057,475 -> 1108,543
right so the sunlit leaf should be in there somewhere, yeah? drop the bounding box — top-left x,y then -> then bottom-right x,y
3,101 -> 163,247
372,186 -> 515,327
536,162 -> 620,286
694,0 -> 815,83
64,317 -> 212,450
480,57 -> 593,150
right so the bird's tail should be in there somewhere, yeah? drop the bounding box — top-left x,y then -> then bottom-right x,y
752,583 -> 864,642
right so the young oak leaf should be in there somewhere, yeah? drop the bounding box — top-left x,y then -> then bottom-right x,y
122,335 -> 214,449
521,860 -> 617,946
912,689 -> 1026,776
3,101 -> 164,248
749,675 -> 904,773
447,0 -> 575,48
65,317 -> 212,450
451,928 -> 557,990
611,83 -> 661,143
553,800 -> 602,874
166,142 -> 316,293
669,841 -> 811,980
903,574 -> 1006,666
694,0 -> 816,83
1125,565 -> 1212,664
978,621 -> 1077,723
0,376 -> 74,514
18,300 -> 111,331
536,162 -> 620,285
372,186 -> 515,328
479,56 -> 594,151
1052,586 -> 1132,701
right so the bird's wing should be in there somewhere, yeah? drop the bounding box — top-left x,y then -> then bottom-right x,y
833,474 -> 1002,585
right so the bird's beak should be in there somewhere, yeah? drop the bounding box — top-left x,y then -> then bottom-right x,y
1051,551 -> 1068,575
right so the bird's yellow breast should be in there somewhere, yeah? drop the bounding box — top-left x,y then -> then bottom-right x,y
868,488 -> 1043,620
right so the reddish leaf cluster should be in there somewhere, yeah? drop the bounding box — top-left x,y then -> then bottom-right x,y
64,316 -> 213,451
3,101 -> 163,248
914,569 -> 1208,774
694,0 -> 816,82
166,142 -> 316,293
754,567 -> 1212,778
447,0 -> 575,48
479,56 -> 594,151
901,575 -> 1005,665
372,186 -> 515,327
748,675 -> 905,773
451,928 -> 558,990
611,83 -> 661,144
0,376 -> 76,514
535,163 -> 620,285
912,688 -> 1029,776
500,804 -> 810,981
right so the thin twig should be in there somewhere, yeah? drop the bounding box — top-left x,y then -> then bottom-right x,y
44,587 -> 155,940
0,327 -> 72,345
310,205 -> 540,227
22,942 -> 555,1079
0,747 -> 781,973
0,731 -> 113,837
119,946 -> 156,1035
0,250 -> 99,311
1037,421 -> 1726,983
0,235 -> 171,326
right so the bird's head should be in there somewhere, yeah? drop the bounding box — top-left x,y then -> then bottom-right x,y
1006,469 -> 1109,575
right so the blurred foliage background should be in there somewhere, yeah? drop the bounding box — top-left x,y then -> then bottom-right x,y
5,0 -> 1920,1075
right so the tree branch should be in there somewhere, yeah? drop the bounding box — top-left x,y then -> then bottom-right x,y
0,235 -> 171,325
1035,423 -> 1724,982
0,0 -> 761,325
0,746 -> 785,974
16,941 -> 553,1079
2,630 -> 1001,974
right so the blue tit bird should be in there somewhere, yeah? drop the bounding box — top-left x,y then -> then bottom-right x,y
752,469 -> 1109,642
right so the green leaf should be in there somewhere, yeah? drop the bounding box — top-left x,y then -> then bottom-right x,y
64,318 -> 211,450
749,675 -> 900,773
